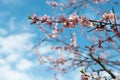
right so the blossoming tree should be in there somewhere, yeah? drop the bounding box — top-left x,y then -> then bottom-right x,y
29,0 -> 120,80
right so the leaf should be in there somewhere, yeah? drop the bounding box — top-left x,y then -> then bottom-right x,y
28,16 -> 32,19
80,69 -> 85,74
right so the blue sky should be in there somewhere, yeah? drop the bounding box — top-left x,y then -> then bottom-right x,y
0,0 -> 120,80
0,0 -> 58,80
0,0 -> 81,80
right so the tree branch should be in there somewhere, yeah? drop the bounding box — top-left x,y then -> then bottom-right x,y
89,53 -> 116,79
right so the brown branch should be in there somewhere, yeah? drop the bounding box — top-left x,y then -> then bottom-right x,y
30,17 -> 120,26
89,53 -> 116,79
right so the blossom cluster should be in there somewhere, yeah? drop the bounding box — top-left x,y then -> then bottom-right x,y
29,11 -> 117,52
59,14 -> 79,28
102,11 -> 115,21
79,16 -> 93,27
29,11 -> 115,28
93,0 -> 109,4
46,1 -> 64,9
29,14 -> 94,28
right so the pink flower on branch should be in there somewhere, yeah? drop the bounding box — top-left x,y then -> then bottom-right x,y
69,14 -> 79,26
102,11 -> 115,21
30,14 -> 39,24
109,11 -> 115,20
93,0 -> 109,4
59,15 -> 72,28
81,74 -> 88,80
98,39 -> 103,48
40,15 -> 53,26
46,1 -> 64,10
41,15 -> 50,23
46,1 -> 58,9
57,56 -> 66,65
79,16 -> 93,27
70,0 -> 76,4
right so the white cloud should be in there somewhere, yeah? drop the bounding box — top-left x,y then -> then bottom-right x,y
16,58 -> 33,71
6,53 -> 20,63
0,13 -> 43,79
0,29 -> 45,80
0,65 -> 31,80
0,57 -> 66,80
0,33 -> 35,54
0,59 -> 7,65
0,32 -> 37,80
0,31 -> 38,79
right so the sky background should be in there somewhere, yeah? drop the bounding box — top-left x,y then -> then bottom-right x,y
0,0 -> 119,80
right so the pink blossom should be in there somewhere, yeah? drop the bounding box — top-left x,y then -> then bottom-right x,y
97,77 -> 102,80
93,0 -> 109,4
59,3 -> 64,7
102,12 -> 115,21
88,46 -> 95,52
41,15 -> 50,23
67,63 -> 72,67
81,74 -> 88,80
30,14 -> 39,24
116,77 -> 120,80
46,20 -> 52,26
106,36 -> 114,42
100,53 -> 105,59
59,15 -> 72,28
93,0 -> 100,4
109,11 -> 115,20
79,16 -> 93,27
98,39 -> 103,48
69,14 -> 79,26
58,56 -> 66,64
38,26 -> 45,31
71,0 -> 76,4
102,12 -> 109,21
46,1 -> 58,9
61,68 -> 67,73
59,15 -> 68,23
46,1 -> 58,7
